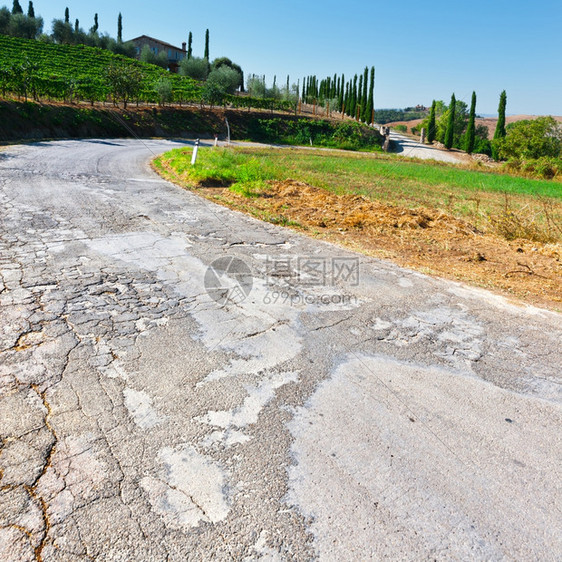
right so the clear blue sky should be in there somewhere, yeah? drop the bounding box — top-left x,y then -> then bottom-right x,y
27,0 -> 562,115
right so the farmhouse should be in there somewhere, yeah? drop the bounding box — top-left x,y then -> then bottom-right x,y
129,35 -> 187,72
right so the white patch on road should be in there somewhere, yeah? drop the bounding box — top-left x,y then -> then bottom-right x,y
371,317 -> 393,330
141,444 -> 230,530
287,353 -> 562,560
398,277 -> 414,288
198,371 -> 299,444
244,530 -> 285,561
123,388 -> 165,429
202,324 -> 301,383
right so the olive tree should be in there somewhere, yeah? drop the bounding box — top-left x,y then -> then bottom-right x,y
179,56 -> 209,81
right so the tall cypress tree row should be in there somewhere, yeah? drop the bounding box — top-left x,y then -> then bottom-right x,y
427,100 -> 436,143
366,66 -> 375,125
204,29 -> 210,60
465,91 -> 477,154
444,93 -> 456,149
187,31 -> 193,59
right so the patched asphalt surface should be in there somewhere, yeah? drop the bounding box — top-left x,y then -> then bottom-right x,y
0,139 -> 560,561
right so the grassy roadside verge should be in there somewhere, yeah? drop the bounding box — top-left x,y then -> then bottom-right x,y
154,146 -> 562,311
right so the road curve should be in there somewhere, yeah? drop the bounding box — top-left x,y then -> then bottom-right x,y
389,132 -> 465,163
0,139 -> 561,561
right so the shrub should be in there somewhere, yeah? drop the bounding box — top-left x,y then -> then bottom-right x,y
498,116 -> 562,160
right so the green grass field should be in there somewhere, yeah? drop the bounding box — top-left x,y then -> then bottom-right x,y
156,146 -> 562,242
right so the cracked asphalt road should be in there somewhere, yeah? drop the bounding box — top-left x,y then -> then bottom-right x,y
0,139 -> 561,561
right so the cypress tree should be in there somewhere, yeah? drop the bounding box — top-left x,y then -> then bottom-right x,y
357,74 -> 363,119
93,13 -> 99,33
492,90 -> 507,159
75,19 -> 79,33
351,74 -> 358,119
444,93 -> 456,149
12,0 -> 23,15
64,7 -> 69,23
344,82 -> 350,115
366,66 -> 374,124
338,74 -> 345,111
494,90 -> 507,140
465,91 -> 477,154
27,1 -> 34,18
187,32 -> 193,59
117,12 -> 122,42
204,29 -> 209,60
361,66 -> 368,121
427,100 -> 436,143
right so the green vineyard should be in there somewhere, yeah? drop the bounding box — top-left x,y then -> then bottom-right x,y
0,35 -> 201,104
0,35 -> 297,112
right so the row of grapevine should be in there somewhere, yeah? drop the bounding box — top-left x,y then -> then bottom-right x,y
0,35 -> 295,112
0,35 -> 201,104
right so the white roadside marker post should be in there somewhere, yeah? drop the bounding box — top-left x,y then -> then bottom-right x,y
225,117 -> 231,146
191,138 -> 199,165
